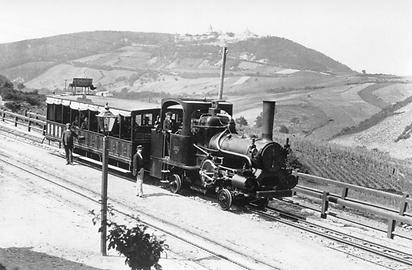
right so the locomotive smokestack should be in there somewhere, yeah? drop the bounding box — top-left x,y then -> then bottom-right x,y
262,101 -> 276,141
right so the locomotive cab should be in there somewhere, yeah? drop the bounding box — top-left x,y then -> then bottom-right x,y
149,98 -> 233,189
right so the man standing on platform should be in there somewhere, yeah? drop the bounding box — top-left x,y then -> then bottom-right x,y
61,123 -> 78,165
133,145 -> 145,197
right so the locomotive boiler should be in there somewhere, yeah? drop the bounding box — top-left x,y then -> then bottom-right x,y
152,98 -> 298,210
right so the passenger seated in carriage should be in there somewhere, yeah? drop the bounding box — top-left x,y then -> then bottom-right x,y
71,116 -> 79,129
80,117 -> 88,130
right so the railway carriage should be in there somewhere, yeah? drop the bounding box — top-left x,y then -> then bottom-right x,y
45,94 -> 159,171
45,92 -> 297,209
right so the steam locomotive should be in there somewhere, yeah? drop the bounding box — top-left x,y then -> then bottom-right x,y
45,93 -> 297,209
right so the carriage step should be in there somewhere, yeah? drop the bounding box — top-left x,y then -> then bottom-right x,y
160,180 -> 170,184
161,170 -> 170,174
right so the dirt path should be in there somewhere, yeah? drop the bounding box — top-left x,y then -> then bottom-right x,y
0,125 -> 408,270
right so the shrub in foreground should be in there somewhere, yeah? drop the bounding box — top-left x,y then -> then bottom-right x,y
91,209 -> 167,270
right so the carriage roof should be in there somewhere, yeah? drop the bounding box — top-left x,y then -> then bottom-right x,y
46,94 -> 159,113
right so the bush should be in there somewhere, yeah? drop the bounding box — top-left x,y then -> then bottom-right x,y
5,101 -> 21,112
255,112 -> 263,128
235,116 -> 248,126
279,125 -> 289,133
91,210 -> 167,270
107,222 -> 166,270
1,87 -> 45,106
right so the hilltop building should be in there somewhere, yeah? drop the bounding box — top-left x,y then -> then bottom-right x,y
175,28 -> 258,43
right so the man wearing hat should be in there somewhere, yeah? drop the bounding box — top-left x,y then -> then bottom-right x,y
163,112 -> 173,156
133,145 -> 145,197
61,123 -> 78,165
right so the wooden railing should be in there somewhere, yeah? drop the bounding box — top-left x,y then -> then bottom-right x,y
0,109 -> 46,134
26,111 -> 46,121
293,171 -> 412,239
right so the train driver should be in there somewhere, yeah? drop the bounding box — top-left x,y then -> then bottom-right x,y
163,112 -> 173,132
163,112 -> 173,156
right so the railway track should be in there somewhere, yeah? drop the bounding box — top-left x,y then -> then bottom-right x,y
0,151 -> 278,270
1,123 -> 412,269
247,206 -> 412,269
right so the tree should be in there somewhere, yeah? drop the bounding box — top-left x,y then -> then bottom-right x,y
235,116 -> 248,127
5,101 -> 21,112
17,83 -> 25,90
255,112 -> 263,128
279,125 -> 289,134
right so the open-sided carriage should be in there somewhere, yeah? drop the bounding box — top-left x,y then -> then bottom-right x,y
45,94 -> 159,171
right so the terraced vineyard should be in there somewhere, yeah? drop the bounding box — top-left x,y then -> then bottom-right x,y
280,135 -> 412,194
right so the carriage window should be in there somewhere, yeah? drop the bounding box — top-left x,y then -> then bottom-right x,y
55,105 -> 63,123
143,114 -> 152,126
122,116 -> 131,139
79,112 -> 89,130
135,114 -> 142,126
71,111 -> 80,128
89,111 -> 98,132
47,104 -> 55,121
62,106 -> 71,125
190,110 -> 203,135
110,116 -> 120,137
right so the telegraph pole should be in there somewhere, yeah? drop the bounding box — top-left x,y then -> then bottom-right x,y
218,47 -> 228,100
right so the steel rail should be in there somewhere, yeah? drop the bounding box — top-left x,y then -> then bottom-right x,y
0,153 -> 278,270
248,206 -> 412,268
279,197 -> 412,241
2,116 -> 412,267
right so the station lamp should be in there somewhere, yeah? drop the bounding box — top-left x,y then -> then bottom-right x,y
96,103 -> 116,256
96,103 -> 116,134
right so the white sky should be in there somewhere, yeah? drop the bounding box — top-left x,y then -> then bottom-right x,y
1,0 -> 412,75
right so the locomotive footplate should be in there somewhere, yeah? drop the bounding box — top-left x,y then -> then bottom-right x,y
160,157 -> 200,171
255,189 -> 293,198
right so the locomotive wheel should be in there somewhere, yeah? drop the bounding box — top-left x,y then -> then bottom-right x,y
200,159 -> 216,187
217,189 -> 233,210
169,174 -> 182,194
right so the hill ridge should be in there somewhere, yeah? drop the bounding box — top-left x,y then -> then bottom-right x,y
0,30 -> 353,84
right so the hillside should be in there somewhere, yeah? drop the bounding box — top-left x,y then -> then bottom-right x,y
3,30 -> 412,159
331,83 -> 412,160
0,31 -> 358,135
0,30 -> 353,85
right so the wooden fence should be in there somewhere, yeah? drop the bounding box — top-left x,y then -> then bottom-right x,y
0,109 -> 46,134
293,171 -> 412,239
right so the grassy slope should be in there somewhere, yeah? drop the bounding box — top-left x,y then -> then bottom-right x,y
332,98 -> 412,159
330,83 -> 412,159
268,133 -> 412,197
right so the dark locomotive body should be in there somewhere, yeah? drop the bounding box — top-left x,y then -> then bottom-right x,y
150,98 -> 297,209
45,89 -> 297,209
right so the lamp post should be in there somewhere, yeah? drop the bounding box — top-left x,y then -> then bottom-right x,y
96,103 -> 116,256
